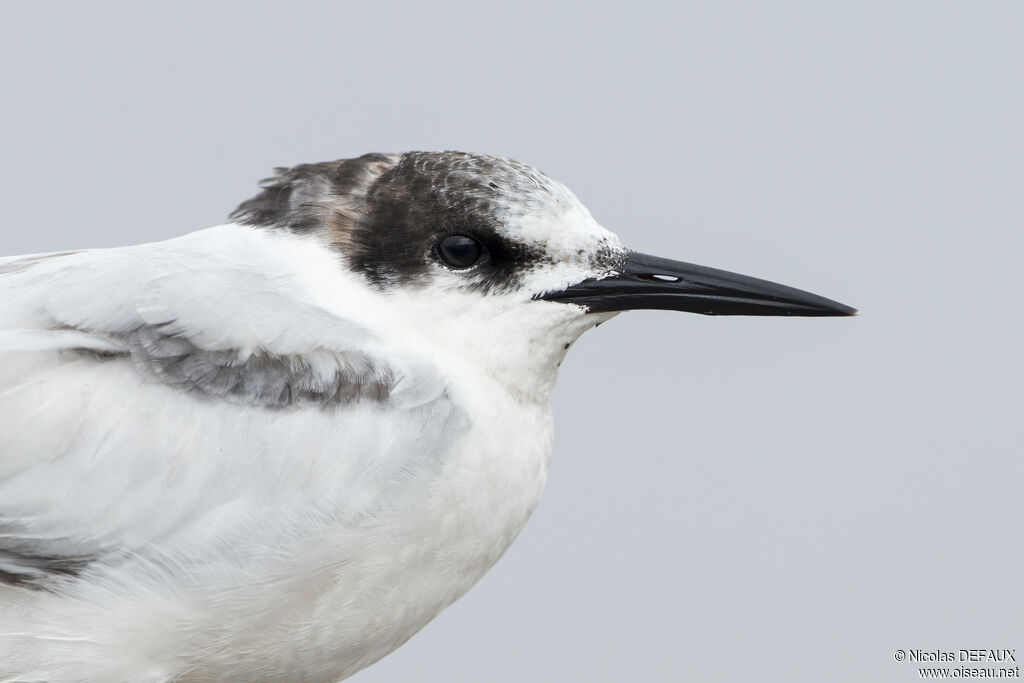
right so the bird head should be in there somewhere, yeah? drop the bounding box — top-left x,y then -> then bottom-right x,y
231,151 -> 854,400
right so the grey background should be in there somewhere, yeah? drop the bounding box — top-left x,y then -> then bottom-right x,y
2,2 -> 1021,681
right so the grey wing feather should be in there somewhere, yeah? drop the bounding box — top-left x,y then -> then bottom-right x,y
124,324 -> 393,407
0,229 -> 451,592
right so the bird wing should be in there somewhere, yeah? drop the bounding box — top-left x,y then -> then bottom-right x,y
0,226 -> 456,590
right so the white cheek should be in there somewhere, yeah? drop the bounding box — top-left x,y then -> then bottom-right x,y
521,260 -> 609,299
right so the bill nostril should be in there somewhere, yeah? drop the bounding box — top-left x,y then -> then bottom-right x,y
637,273 -> 682,283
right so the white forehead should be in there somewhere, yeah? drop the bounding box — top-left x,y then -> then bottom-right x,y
499,177 -> 619,250
448,154 -> 622,259
498,172 -> 626,295
398,152 -> 626,297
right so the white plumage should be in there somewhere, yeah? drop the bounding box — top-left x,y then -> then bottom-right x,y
0,151 -> 852,682
0,164 -> 621,681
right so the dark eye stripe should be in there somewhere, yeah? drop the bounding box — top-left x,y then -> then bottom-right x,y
437,234 -> 484,269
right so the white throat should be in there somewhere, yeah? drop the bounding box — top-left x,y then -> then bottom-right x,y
384,292 -> 615,403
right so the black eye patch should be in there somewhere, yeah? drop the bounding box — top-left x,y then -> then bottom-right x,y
436,234 -> 485,269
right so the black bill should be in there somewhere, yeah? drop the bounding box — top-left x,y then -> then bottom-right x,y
540,252 -> 856,316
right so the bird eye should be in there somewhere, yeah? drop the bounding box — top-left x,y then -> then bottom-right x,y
436,234 -> 485,269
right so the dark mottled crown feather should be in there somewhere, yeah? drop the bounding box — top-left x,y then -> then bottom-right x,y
229,151 -> 573,292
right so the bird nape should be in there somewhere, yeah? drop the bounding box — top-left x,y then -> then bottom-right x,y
0,150 -> 854,682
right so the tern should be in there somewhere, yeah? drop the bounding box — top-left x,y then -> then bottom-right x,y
0,151 -> 854,682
